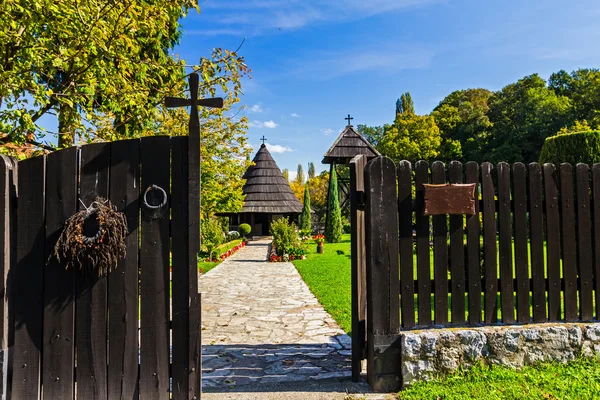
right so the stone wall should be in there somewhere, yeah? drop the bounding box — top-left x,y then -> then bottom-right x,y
401,322 -> 600,387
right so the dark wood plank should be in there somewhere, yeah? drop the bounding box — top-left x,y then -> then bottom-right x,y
397,160 -> 415,328
107,139 -> 140,399
365,156 -> 400,391
431,161 -> 448,325
449,161 -> 465,324
575,164 -> 593,321
349,154 -> 367,381
139,136 -> 171,400
188,76 -> 202,398
12,154 -> 46,399
481,162 -> 498,324
42,147 -> 77,400
512,162 -> 529,323
76,143 -> 110,400
543,163 -> 562,321
528,163 -> 546,322
0,155 -> 16,354
594,164 -> 600,319
465,162 -> 481,324
560,163 -> 578,321
172,136 -> 191,397
415,161 -> 432,326
497,162 -> 514,324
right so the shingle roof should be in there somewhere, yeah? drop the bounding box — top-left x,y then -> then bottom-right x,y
322,125 -> 380,164
237,144 -> 303,214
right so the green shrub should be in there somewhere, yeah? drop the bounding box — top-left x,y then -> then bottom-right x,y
201,218 -> 225,260
325,167 -> 343,243
343,223 -> 351,234
539,130 -> 600,165
270,217 -> 299,256
239,223 -> 251,238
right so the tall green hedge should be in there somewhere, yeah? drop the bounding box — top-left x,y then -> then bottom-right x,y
539,131 -> 600,165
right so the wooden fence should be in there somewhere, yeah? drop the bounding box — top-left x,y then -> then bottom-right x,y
0,137 -> 201,400
350,155 -> 600,391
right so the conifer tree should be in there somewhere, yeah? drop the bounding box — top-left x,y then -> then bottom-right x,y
296,164 -> 305,183
299,183 -> 312,232
308,162 -> 315,179
325,167 -> 343,243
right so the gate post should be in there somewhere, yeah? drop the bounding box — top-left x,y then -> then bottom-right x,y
350,155 -> 367,381
0,155 -> 17,400
364,156 -> 402,392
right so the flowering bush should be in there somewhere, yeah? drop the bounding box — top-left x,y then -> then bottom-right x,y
269,243 -> 306,262
204,240 -> 246,262
313,234 -> 325,245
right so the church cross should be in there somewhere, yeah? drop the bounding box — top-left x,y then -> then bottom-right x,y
345,114 -> 353,126
260,136 -> 267,145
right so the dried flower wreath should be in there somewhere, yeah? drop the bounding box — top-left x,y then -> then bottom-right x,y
53,198 -> 128,277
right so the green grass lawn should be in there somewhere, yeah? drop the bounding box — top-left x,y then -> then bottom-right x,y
197,239 -> 244,274
292,234 -> 353,334
397,357 -> 600,400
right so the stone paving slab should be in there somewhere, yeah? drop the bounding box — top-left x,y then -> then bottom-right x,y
199,239 -> 355,392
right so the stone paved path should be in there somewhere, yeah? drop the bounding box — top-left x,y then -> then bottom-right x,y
199,239 -> 356,394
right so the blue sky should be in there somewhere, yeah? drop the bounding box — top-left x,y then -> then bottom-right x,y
177,0 -> 600,178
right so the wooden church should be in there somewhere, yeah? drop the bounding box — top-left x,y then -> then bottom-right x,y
218,142 -> 303,236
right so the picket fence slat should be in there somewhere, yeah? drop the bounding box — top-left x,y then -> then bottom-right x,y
465,162 -> 481,324
107,139 -> 140,399
513,162 -> 529,323
431,161 -> 448,325
594,164 -> 600,319
172,136 -> 191,398
481,162 -> 498,324
350,154 -> 367,381
560,164 -> 578,321
76,143 -> 110,400
12,155 -> 46,400
415,161 -> 432,326
449,161 -> 465,324
397,161 -> 415,328
42,147 -> 77,400
576,164 -> 593,321
139,136 -> 171,400
528,163 -> 546,322
497,162 -> 515,324
543,163 -> 562,321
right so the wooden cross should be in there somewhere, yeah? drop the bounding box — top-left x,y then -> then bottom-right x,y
345,114 -> 353,125
260,136 -> 267,145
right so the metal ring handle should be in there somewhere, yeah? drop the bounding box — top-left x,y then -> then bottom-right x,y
143,184 -> 167,210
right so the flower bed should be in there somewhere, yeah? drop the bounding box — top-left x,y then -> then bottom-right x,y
269,243 -> 306,262
205,239 -> 247,262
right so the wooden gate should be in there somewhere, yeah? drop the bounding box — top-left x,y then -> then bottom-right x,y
0,136 -> 202,400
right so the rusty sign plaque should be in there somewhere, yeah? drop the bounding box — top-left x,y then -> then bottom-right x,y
423,183 -> 477,215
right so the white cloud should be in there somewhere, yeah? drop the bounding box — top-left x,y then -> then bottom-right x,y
290,113 -> 300,117
249,103 -> 263,113
321,128 -> 335,135
202,0 -> 442,34
249,120 -> 279,128
266,144 -> 293,153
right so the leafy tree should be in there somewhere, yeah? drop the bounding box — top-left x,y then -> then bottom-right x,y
299,183 -> 312,232
308,162 -> 315,179
432,88 -> 493,162
308,171 -> 329,212
397,92 -> 415,115
325,168 -> 343,243
487,74 -> 571,163
357,124 -> 385,148
378,113 -> 441,162
296,163 -> 305,184
282,168 -> 290,181
549,69 -> 600,127
289,180 -> 304,202
0,0 -> 247,150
